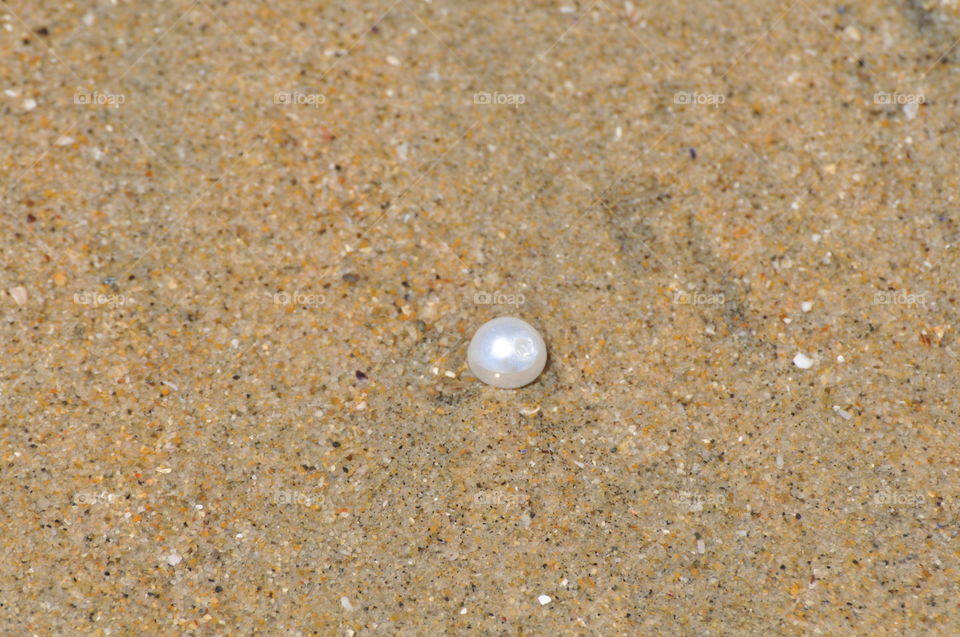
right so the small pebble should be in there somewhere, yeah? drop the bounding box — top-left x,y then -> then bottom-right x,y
23,98 -> 37,111
538,594 -> 552,605
340,596 -> 355,611
801,301 -> 813,312
843,25 -> 861,42
166,552 -> 182,566
833,406 -> 853,420
792,352 -> 814,369
9,286 -> 28,306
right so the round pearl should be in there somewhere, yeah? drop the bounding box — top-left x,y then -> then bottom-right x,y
467,317 -> 547,389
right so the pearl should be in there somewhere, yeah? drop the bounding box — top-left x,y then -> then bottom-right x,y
467,317 -> 547,389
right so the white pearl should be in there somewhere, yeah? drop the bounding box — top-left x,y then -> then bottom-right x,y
467,317 -> 547,389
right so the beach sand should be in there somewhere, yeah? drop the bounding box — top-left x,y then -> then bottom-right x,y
1,1 -> 958,634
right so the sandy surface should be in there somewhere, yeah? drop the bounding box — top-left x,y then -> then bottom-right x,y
2,0 -> 959,634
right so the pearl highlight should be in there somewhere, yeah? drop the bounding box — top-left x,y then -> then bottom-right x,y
467,317 -> 547,389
